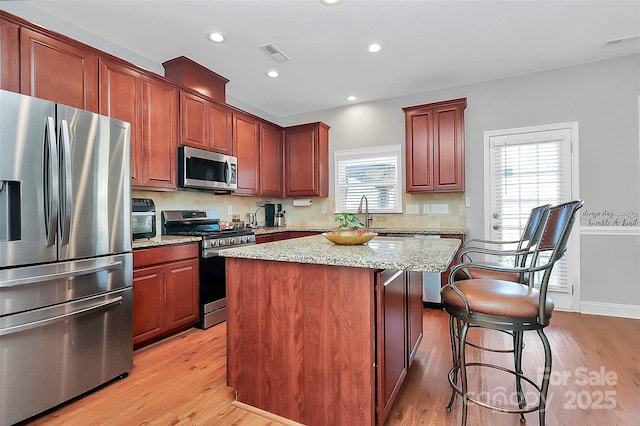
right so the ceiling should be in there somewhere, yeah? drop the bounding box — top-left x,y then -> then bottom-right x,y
9,0 -> 640,118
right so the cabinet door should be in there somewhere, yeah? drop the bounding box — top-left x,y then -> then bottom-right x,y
233,112 -> 260,195
208,101 -> 233,154
406,271 -> 423,366
284,123 -> 329,197
133,265 -> 166,346
376,269 -> 408,426
141,75 -> 178,190
0,17 -> 20,92
260,123 -> 283,196
19,28 -> 98,112
99,59 -> 143,186
433,103 -> 465,191
405,110 -> 434,191
165,258 -> 200,330
180,91 -> 208,150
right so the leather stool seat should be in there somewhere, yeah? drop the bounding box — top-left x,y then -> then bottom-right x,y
442,278 -> 552,318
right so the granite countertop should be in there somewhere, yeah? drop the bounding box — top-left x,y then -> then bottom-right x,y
132,235 -> 201,249
252,226 -> 467,236
219,235 -> 461,273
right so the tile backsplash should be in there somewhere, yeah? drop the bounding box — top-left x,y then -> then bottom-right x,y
133,189 -> 466,234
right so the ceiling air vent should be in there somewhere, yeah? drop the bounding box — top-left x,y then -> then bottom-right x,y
258,43 -> 291,63
605,34 -> 640,46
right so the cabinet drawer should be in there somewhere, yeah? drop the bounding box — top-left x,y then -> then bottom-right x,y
133,243 -> 198,268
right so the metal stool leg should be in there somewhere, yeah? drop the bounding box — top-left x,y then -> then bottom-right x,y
537,328 -> 552,426
458,321 -> 470,426
513,330 -> 526,422
447,315 -> 459,411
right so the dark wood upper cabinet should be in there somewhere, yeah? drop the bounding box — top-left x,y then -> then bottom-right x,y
100,58 -> 177,191
99,59 -> 144,186
233,112 -> 261,195
180,91 -> 233,155
0,16 -> 20,92
284,122 -> 329,197
260,123 -> 284,197
404,98 -> 466,192
19,27 -> 99,112
141,75 -> 178,190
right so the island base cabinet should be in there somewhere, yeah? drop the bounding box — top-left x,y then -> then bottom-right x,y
226,259 -> 422,425
226,258 -> 376,425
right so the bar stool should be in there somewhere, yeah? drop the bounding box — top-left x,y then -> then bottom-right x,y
453,203 -> 550,283
441,200 -> 583,425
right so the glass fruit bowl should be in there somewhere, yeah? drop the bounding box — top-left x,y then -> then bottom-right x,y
322,230 -> 377,245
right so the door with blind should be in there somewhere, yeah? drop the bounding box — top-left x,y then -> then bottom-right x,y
484,122 -> 580,310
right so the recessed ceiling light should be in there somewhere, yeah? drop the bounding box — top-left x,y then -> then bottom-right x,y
347,96 -> 357,101
207,32 -> 225,43
320,0 -> 342,5
267,70 -> 279,78
368,43 -> 381,53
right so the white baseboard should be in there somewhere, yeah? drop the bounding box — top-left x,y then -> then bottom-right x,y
580,301 -> 640,319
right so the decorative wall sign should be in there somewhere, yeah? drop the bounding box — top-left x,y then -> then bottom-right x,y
581,209 -> 639,227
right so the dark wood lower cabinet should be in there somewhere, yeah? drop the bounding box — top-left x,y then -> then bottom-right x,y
255,231 -> 318,243
133,243 -> 199,348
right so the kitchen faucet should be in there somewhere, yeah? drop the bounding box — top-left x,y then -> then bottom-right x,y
357,195 -> 373,229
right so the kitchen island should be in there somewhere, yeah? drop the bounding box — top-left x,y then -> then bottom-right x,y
219,235 -> 461,426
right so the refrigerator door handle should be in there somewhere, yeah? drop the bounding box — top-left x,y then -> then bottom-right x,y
44,116 -> 59,247
0,295 -> 123,337
0,260 -> 123,288
59,119 -> 72,245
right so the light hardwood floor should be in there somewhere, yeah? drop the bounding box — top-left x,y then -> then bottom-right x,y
23,309 -> 640,426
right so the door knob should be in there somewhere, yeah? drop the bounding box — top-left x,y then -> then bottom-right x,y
493,224 -> 500,230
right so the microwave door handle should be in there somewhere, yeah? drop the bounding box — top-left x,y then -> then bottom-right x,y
59,119 -> 72,245
44,116 -> 59,247
225,159 -> 231,185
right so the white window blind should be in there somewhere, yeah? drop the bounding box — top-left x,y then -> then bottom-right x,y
335,145 -> 402,213
489,129 -> 572,292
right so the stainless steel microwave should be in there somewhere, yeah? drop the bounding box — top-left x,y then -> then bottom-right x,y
178,146 -> 238,191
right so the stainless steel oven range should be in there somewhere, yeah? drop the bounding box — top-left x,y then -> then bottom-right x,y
162,210 -> 255,329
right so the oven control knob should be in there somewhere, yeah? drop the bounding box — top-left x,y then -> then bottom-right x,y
218,239 -> 226,247
230,238 -> 237,245
211,240 -> 218,247
240,236 -> 247,243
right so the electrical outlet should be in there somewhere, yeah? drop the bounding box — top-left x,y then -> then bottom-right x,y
422,204 -> 431,214
431,203 -> 449,214
321,205 -> 328,214
406,204 -> 419,214
227,206 -> 233,215
465,197 -> 471,208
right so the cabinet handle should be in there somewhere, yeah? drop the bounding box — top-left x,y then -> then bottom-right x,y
382,270 -> 403,287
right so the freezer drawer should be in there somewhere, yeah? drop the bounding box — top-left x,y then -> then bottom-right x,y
0,253 -> 132,317
0,288 -> 133,426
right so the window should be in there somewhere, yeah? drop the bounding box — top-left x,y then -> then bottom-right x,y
334,145 -> 402,213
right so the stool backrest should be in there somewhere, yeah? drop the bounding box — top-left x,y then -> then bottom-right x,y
532,200 -> 583,321
515,204 -> 551,267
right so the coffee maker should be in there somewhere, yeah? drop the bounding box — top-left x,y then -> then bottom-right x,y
264,203 -> 284,227
264,203 -> 276,227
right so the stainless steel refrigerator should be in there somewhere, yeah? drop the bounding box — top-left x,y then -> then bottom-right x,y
0,89 -> 133,426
